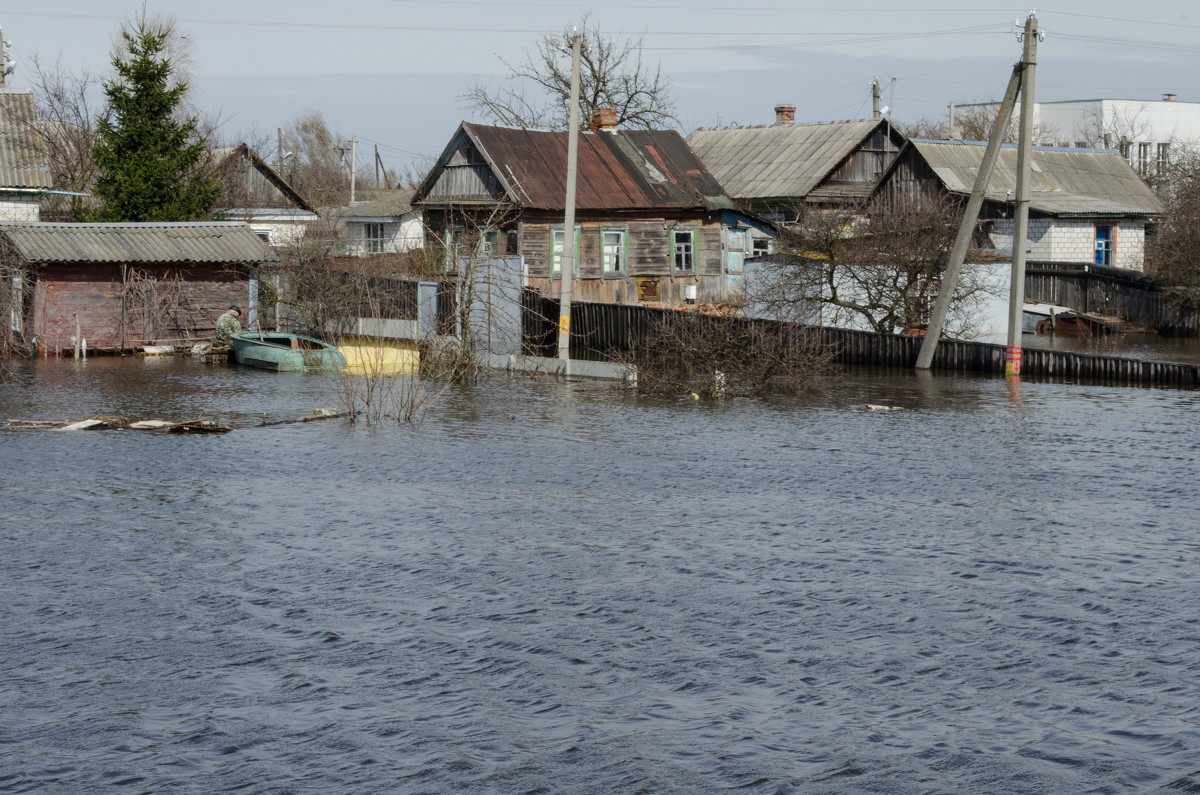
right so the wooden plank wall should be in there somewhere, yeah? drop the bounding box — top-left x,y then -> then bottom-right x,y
522,291 -> 1200,387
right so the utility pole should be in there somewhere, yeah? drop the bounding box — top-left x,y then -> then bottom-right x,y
374,144 -> 380,189
556,32 -> 582,364
872,79 -> 881,120
1006,13 -> 1038,379
916,43 -> 1026,369
349,136 -> 357,204
0,28 -> 8,89
277,127 -> 284,172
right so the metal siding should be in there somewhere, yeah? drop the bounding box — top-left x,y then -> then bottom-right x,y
0,222 -> 280,264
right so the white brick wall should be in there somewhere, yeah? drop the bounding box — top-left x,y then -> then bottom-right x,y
989,218 -> 1146,271
0,196 -> 39,222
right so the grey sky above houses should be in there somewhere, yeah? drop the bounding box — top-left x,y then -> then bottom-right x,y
4,1 -> 1200,180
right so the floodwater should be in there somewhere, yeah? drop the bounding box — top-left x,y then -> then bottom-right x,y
2,356 -> 1200,793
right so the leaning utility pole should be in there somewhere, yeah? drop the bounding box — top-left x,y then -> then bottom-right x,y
556,32 -> 582,363
1005,14 -> 1038,379
916,14 -> 1036,371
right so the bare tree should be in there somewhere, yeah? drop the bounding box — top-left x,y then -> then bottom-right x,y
1148,150 -> 1200,293
462,15 -> 677,131
952,100 -> 1059,146
754,194 -> 1002,337
896,115 -> 947,140
17,55 -> 102,220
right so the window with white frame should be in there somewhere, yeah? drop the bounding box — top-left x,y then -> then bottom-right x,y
601,229 -> 626,272
365,222 -> 387,253
1157,143 -> 1171,175
672,229 -> 696,273
10,271 -> 22,333
551,226 -> 581,277
1138,142 -> 1152,175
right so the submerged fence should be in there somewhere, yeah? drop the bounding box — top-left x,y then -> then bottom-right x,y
521,290 -> 1200,387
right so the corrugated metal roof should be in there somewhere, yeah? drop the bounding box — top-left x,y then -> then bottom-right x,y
0,90 -> 53,190
909,139 -> 1164,216
422,122 -> 734,212
0,222 -> 280,264
686,120 -> 884,200
336,188 -> 418,220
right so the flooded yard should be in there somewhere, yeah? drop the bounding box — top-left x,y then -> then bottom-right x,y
2,356 -> 1199,792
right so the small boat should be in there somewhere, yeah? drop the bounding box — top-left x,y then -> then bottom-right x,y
230,332 -> 347,371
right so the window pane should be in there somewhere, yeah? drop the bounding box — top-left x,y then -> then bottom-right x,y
673,230 -> 694,271
602,230 -> 624,271
552,229 -> 564,272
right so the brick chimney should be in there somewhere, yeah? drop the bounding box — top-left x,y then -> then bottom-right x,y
590,107 -> 618,132
1163,93 -> 1178,102
774,104 -> 795,127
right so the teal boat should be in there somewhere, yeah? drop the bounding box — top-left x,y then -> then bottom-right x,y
230,332 -> 347,371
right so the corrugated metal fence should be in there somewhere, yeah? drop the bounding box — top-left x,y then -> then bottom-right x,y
522,290 -> 1200,387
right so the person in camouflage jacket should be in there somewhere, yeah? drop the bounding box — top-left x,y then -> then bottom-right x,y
213,306 -> 242,350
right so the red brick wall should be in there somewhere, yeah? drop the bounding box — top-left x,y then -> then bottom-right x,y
29,262 -> 250,353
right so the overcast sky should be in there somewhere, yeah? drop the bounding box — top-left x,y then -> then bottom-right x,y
5,1 -> 1200,177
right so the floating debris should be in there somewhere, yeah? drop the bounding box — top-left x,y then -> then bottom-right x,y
866,404 -> 901,412
128,420 -> 173,430
168,419 -> 233,434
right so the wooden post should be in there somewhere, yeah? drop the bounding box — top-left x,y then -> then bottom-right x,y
73,313 -> 81,360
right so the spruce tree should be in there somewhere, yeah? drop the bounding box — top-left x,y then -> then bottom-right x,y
90,18 -> 219,222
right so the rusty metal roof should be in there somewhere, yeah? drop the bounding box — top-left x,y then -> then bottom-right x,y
421,122 -> 735,212
686,120 -> 887,201
0,91 -> 52,191
906,139 -> 1164,217
0,222 -> 280,264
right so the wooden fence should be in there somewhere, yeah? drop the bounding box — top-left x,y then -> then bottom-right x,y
1025,261 -> 1199,335
521,290 -> 1200,387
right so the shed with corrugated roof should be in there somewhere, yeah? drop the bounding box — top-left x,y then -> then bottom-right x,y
2,221 -> 278,353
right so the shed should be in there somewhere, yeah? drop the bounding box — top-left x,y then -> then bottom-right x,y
2,221 -> 279,353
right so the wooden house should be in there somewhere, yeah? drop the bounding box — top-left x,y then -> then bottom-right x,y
414,119 -> 771,306
874,139 -> 1164,271
211,143 -> 319,247
686,109 -> 905,222
2,222 -> 278,354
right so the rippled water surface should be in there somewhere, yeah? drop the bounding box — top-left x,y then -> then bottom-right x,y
3,357 -> 1200,793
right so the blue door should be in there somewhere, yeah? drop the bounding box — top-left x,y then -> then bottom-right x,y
1095,225 -> 1113,266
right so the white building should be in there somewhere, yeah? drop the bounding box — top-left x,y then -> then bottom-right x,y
335,189 -> 424,256
952,96 -> 1200,179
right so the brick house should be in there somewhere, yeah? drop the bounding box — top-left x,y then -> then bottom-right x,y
2,222 -> 278,354
875,139 -> 1164,271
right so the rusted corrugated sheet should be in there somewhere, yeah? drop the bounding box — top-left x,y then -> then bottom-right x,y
0,91 -> 53,190
428,123 -> 734,212
910,139 -> 1164,216
687,120 -> 885,201
1,222 -> 280,264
